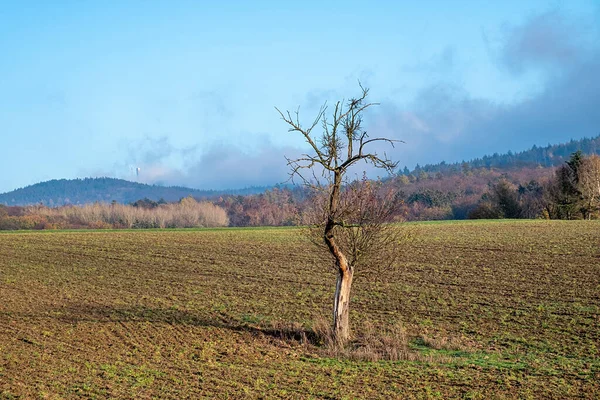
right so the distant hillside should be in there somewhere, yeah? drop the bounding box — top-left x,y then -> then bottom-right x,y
387,135 -> 600,220
402,135 -> 600,175
4,136 -> 599,208
0,177 -> 268,206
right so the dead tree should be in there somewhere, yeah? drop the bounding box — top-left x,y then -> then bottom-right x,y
579,155 -> 600,219
277,85 -> 400,344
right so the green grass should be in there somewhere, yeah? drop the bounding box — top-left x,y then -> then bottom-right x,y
0,220 -> 598,398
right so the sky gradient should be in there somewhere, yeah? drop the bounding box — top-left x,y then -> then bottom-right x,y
1,1 -> 599,193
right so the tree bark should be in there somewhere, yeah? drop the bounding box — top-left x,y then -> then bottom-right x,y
333,260 -> 353,343
324,170 -> 354,343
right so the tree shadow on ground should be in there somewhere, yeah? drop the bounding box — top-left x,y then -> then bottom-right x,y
18,303 -> 320,344
3,304 -> 451,362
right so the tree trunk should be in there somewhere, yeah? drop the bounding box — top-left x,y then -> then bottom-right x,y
324,169 -> 354,344
333,262 -> 353,343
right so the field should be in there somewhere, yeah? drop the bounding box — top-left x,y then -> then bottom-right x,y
0,220 -> 599,399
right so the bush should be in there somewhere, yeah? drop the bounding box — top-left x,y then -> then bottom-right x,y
451,198 -> 479,219
468,201 -> 501,219
0,199 -> 230,230
0,216 -> 22,230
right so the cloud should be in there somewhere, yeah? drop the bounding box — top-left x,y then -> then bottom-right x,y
128,135 -> 398,190
371,10 -> 600,169
110,10 -> 599,188
499,10 -> 593,75
130,141 -> 301,190
180,143 -> 300,189
130,136 -> 174,165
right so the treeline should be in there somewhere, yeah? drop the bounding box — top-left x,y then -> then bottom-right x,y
1,153 -> 598,230
390,153 -> 599,221
389,166 -> 552,221
3,136 -> 598,208
0,197 -> 229,230
469,152 -> 600,220
403,135 -> 600,176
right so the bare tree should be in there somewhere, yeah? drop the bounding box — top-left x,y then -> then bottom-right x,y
277,86 -> 401,344
579,154 -> 600,219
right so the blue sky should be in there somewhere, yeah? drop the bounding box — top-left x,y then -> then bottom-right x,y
1,1 -> 599,192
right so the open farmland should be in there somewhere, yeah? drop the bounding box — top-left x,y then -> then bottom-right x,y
0,221 -> 599,399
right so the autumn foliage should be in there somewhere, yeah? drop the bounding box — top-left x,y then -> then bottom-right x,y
2,153 -> 599,231
0,197 -> 228,230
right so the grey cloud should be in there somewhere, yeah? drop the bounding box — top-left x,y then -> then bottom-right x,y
132,138 -> 397,190
131,136 -> 174,164
372,61 -> 600,170
183,144 -> 297,189
368,11 -> 600,170
499,10 -> 596,74
121,10 -> 600,188
134,143 -> 301,190
126,135 -> 199,166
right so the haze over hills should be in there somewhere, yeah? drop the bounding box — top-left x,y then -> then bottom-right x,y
0,177 -> 268,206
1,135 -> 598,207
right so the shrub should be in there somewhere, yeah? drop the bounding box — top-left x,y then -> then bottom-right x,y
1,199 -> 230,230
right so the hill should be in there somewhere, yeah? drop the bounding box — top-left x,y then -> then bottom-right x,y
389,135 -> 600,220
0,177 -> 267,206
2,135 -> 599,209
402,135 -> 600,175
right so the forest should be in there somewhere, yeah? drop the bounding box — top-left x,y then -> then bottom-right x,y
1,137 -> 599,230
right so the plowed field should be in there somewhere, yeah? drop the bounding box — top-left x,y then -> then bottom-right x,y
1,220 -> 599,399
